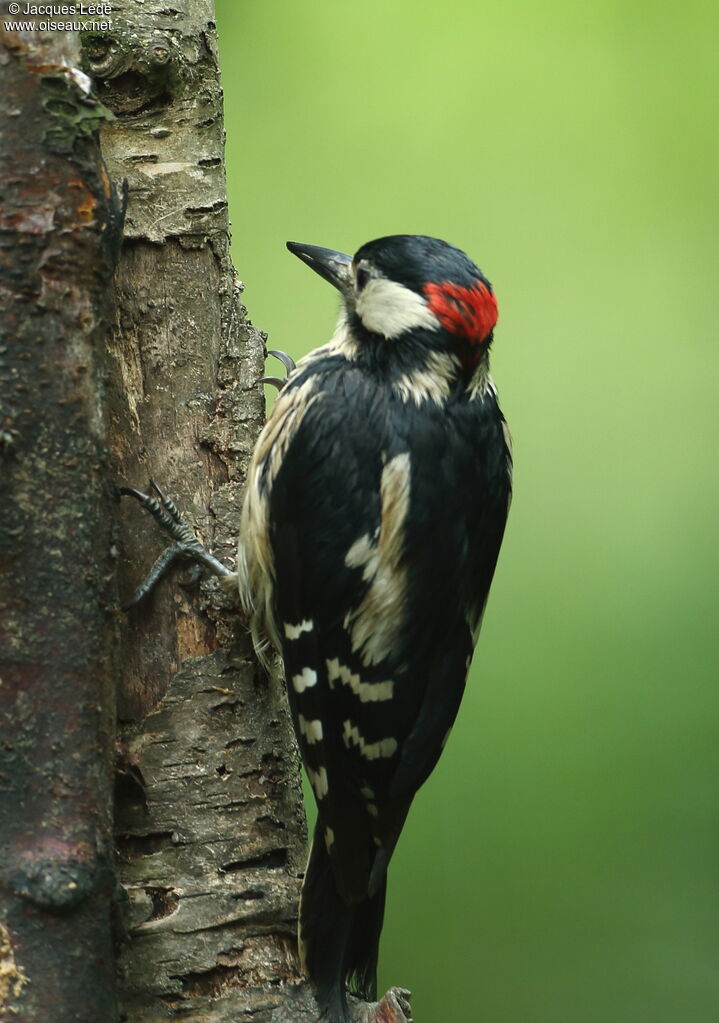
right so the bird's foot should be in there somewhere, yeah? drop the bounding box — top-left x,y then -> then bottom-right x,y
258,349 -> 296,390
352,987 -> 413,1023
118,480 -> 235,610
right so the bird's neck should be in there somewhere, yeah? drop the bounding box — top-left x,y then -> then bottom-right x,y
326,314 -> 492,406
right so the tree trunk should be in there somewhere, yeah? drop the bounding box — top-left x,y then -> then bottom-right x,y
81,3 -> 309,1020
0,16 -> 121,1022
1,4 -> 413,1020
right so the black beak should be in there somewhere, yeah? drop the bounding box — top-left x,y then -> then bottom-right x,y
286,241 -> 353,293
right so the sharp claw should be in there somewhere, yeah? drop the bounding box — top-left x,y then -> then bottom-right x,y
149,480 -> 184,523
121,545 -> 180,610
258,350 -> 296,392
267,349 -> 296,374
118,485 -> 149,503
150,478 -> 166,501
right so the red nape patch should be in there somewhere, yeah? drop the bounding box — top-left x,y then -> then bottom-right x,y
424,280 -> 498,346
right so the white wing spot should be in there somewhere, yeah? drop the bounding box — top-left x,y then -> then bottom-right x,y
342,719 -> 398,760
366,802 -> 379,818
345,534 -> 375,570
307,765 -> 328,799
298,714 -> 323,744
292,667 -> 318,693
324,827 -> 335,851
326,658 -> 394,702
284,619 -> 314,640
342,452 -> 411,667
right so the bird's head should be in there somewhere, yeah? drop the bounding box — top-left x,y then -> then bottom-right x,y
287,235 -> 498,372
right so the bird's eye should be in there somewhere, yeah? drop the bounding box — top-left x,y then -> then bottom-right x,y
356,266 -> 370,292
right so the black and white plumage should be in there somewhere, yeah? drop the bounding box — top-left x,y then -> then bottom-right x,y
238,235 -> 512,1022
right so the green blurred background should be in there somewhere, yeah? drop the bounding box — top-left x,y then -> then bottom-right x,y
215,2 -> 718,1020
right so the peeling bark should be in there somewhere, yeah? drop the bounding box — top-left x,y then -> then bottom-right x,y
0,16 -> 121,1023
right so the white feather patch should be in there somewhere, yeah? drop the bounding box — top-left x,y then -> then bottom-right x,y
343,452 -> 411,666
326,658 -> 394,702
292,667 -> 318,693
298,714 -> 323,744
342,719 -> 398,760
284,619 -> 314,640
355,277 -> 440,339
393,350 -> 460,406
467,357 -> 497,401
237,377 -> 321,661
307,765 -> 329,798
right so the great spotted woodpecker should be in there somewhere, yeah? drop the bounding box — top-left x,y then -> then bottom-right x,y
122,235 -> 512,1023
239,236 -> 512,1020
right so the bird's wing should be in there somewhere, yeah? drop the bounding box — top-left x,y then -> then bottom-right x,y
264,365 -> 510,897
265,367 -> 401,900
387,395 -> 512,803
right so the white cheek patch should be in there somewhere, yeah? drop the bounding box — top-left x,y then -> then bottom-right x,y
355,277 -> 440,339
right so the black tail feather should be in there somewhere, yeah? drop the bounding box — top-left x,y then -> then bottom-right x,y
300,823 -> 387,1021
300,825 -> 353,1022
345,872 -> 387,1001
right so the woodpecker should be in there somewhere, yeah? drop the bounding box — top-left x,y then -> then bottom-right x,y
121,234 -> 511,1022
237,235 -> 512,1021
